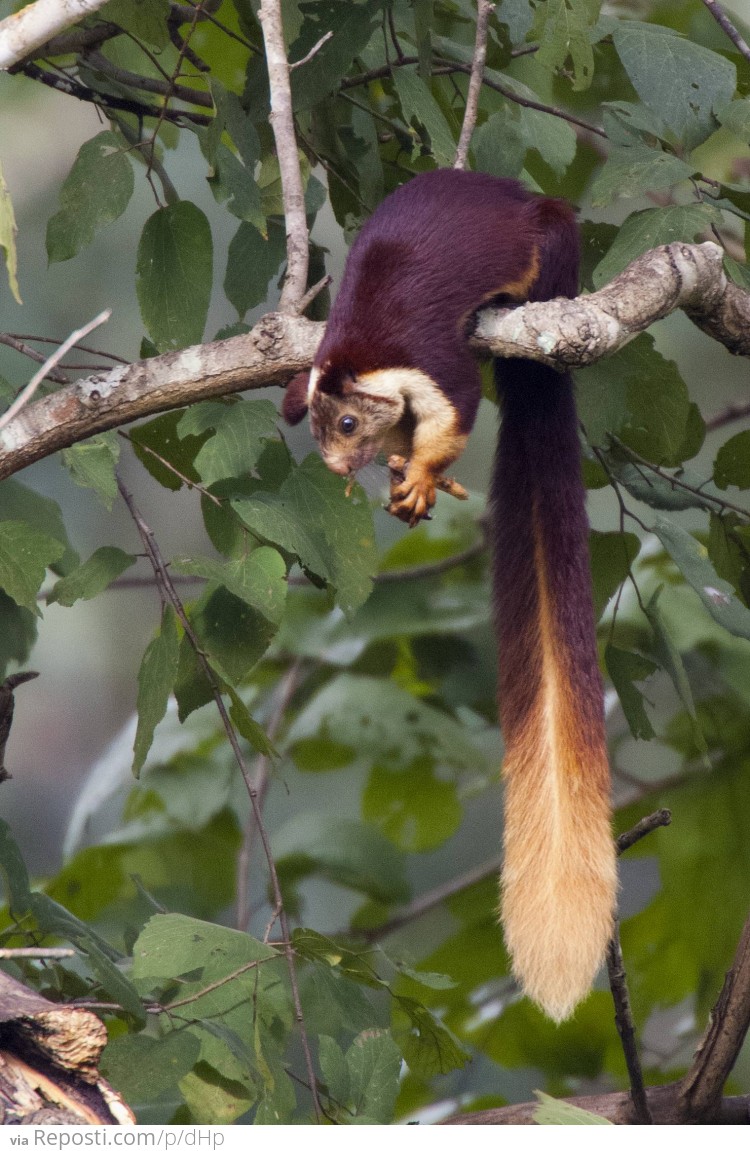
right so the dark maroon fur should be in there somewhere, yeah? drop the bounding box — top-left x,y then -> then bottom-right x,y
490,204 -> 605,765
313,170 -> 572,433
282,370 -> 311,425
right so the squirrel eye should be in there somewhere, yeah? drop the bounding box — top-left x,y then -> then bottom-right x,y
339,415 -> 358,435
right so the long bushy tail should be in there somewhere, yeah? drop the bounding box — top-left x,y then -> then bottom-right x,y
491,355 -> 616,1023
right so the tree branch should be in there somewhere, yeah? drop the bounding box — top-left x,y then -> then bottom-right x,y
678,905 -> 750,1121
0,0 -> 112,70
453,2 -> 494,170
1,242 -> 748,484
472,241 -> 750,365
257,0 -> 309,312
700,0 -> 750,64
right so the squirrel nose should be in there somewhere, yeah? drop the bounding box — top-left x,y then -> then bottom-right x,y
326,459 -> 350,476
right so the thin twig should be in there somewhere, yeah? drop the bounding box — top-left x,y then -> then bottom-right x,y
700,0 -> 750,63
115,476 -> 322,1122
340,55 -> 607,138
290,30 -> 333,70
706,398 -> 750,431
0,947 -> 74,958
0,333 -> 69,384
607,810 -> 672,1125
616,809 -> 672,854
86,49 -> 213,107
0,310 -> 110,432
5,334 -> 127,364
236,662 -> 303,932
454,1 -> 494,170
17,61 -> 212,125
606,922 -> 651,1123
258,0 -> 309,312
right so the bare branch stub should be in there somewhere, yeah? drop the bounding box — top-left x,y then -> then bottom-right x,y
258,0 -> 310,312
454,1 -> 494,170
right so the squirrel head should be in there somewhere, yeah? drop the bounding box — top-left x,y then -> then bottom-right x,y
282,363 -> 408,478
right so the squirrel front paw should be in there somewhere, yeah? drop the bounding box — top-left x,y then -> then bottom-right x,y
386,455 -> 435,526
386,455 -> 468,527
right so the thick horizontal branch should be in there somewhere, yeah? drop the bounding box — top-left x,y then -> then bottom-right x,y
0,241 -> 748,483
0,313 -> 323,481
472,241 -> 750,365
442,1084 -> 750,1125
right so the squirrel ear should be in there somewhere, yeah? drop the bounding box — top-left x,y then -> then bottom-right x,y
281,371 -> 310,425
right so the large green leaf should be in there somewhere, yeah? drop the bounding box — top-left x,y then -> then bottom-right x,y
232,454 -> 376,614
47,546 -> 135,607
0,159 -> 20,303
133,606 -> 181,776
136,202 -> 213,352
46,131 -> 134,262
0,521 -> 64,615
590,143 -> 695,207
653,517 -> 750,641
613,21 -> 736,147
225,222 -> 287,318
290,0 -> 382,111
592,204 -> 721,288
392,68 -> 456,165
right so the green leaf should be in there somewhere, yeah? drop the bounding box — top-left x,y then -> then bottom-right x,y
589,530 -> 640,619
60,435 -> 120,509
48,546 -> 136,607
605,645 -> 657,740
644,588 -> 707,758
99,0 -> 170,47
0,159 -> 20,303
0,594 -> 36,680
133,606 -> 181,776
318,1036 -> 350,1107
346,1031 -> 402,1123
190,586 -> 277,684
590,144 -> 695,207
0,521 -> 65,614
100,1032 -> 201,1105
653,517 -> 750,641
290,0 -> 382,111
391,996 -> 469,1076
46,131 -> 134,263
0,479 -> 78,574
274,814 -> 409,904
578,334 -> 703,467
611,461 -> 718,513
225,683 -> 277,757
718,99 -> 750,143
520,105 -> 577,177
173,548 -> 287,624
191,400 -> 279,485
533,1091 -> 613,1125
714,430 -> 750,490
0,818 -> 32,916
232,454 -> 376,614
225,222 -> 287,318
136,202 -> 213,352
362,759 -> 462,851
286,675 -> 485,775
473,109 -> 526,179
27,891 -> 145,1020
130,410 -> 205,491
132,912 -> 277,983
392,68 -> 456,165
613,21 -> 736,147
592,205 -> 721,288
534,0 -> 598,91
